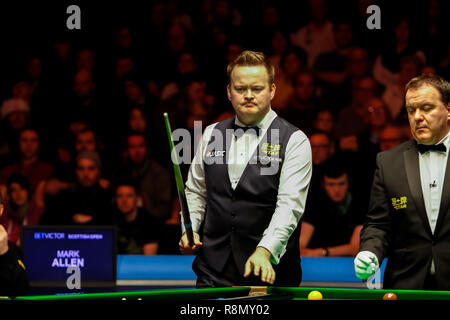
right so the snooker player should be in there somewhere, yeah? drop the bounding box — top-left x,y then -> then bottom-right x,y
355,74 -> 450,290
178,50 -> 312,287
0,191 -> 29,296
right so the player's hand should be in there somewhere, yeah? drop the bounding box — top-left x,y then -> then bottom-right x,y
354,251 -> 379,279
0,224 -> 9,256
179,231 -> 202,255
244,247 -> 276,285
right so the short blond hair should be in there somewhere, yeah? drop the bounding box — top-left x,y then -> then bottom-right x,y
227,50 -> 275,84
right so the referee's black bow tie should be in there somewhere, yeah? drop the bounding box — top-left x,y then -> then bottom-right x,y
232,123 -> 261,137
417,143 -> 447,154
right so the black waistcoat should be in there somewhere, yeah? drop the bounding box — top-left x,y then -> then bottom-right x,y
200,116 -> 301,279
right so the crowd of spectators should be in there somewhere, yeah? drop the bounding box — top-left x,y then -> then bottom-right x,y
0,0 -> 449,256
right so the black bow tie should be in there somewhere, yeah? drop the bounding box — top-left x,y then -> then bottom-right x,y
417,143 -> 447,154
232,123 -> 261,137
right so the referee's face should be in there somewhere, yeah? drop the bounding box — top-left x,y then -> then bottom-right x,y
406,85 -> 450,145
227,65 -> 275,126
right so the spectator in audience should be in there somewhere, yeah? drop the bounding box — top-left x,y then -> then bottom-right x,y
160,51 -> 200,101
40,150 -> 113,226
378,123 -> 410,152
0,98 -> 32,165
271,47 -> 307,110
0,128 -> 54,193
373,18 -> 426,88
68,69 -> 107,137
300,158 -> 364,256
279,71 -> 318,135
114,180 -> 162,255
382,55 -> 421,121
76,48 -> 96,74
334,76 -> 377,138
111,132 -> 172,222
45,124 -> 110,197
290,0 -> 336,69
314,21 -> 356,108
308,131 -> 335,195
364,97 -> 393,146
0,173 -> 44,246
343,47 -> 372,110
121,71 -> 151,109
312,107 -> 335,136
267,30 -> 289,80
0,191 -> 29,297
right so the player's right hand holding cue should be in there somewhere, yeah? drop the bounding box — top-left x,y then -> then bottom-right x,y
179,231 -> 203,255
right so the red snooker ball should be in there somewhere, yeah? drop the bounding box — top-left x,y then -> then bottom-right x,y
382,292 -> 397,300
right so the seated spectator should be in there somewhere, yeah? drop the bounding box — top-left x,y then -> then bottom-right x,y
0,98 -> 32,166
279,71 -> 319,135
290,0 -> 336,69
0,127 -> 54,193
0,173 -> 44,246
378,123 -> 410,152
128,106 -> 148,134
40,150 -> 113,226
373,18 -> 426,88
114,180 -> 161,255
271,47 -> 307,110
308,131 -> 335,197
45,126 -> 111,195
111,132 -> 172,222
313,21 -> 355,109
312,107 -> 335,136
364,97 -> 393,146
74,128 -> 112,180
381,55 -> 421,121
334,76 -> 377,138
300,158 -> 365,256
0,192 -> 29,297
160,51 -> 200,101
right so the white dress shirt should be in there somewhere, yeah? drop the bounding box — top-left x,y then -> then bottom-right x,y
419,130 -> 450,274
182,109 -> 312,264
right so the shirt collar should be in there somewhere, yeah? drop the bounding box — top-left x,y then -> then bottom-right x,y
234,108 -> 277,131
437,130 -> 450,147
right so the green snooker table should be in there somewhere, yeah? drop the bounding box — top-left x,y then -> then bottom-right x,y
13,286 -> 450,300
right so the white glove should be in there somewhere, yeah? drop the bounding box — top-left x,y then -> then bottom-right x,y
354,251 -> 379,280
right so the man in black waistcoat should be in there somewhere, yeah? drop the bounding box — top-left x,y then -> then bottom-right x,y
355,74 -> 450,290
179,51 -> 312,287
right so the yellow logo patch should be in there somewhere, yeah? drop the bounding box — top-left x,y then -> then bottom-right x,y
391,196 -> 407,210
261,143 -> 281,156
17,259 -> 26,270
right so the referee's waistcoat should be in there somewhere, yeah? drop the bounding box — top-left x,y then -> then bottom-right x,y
200,116 -> 300,275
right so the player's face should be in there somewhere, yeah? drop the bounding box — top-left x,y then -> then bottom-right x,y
323,174 -> 349,204
115,186 -> 138,214
76,158 -> 100,187
227,66 -> 275,125
406,85 -> 450,145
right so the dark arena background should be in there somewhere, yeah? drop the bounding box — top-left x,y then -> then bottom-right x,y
0,0 -> 449,315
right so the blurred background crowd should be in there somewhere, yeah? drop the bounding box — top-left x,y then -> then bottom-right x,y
0,0 -> 449,256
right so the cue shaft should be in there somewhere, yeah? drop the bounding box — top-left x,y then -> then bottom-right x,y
163,112 -> 194,246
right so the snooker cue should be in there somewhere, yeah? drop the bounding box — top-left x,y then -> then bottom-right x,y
163,112 -> 194,246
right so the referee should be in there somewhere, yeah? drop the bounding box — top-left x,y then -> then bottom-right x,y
179,50 -> 312,287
